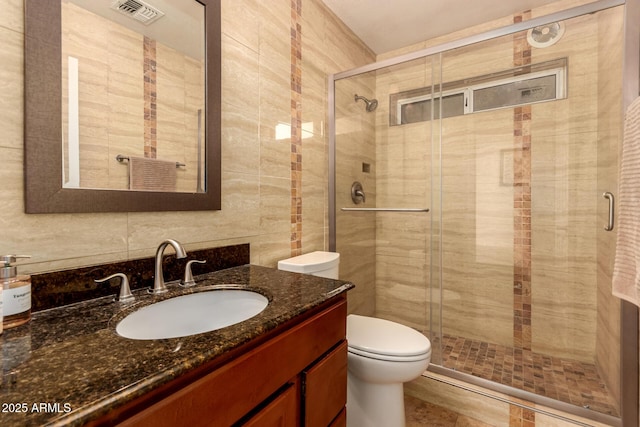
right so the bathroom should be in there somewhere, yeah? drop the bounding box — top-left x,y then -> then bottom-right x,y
2,0 -> 640,425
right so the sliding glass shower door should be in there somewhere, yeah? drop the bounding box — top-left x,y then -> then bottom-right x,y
431,6 -> 622,418
331,3 -> 625,423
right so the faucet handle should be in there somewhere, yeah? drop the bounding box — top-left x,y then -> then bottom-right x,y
181,260 -> 207,287
95,273 -> 134,302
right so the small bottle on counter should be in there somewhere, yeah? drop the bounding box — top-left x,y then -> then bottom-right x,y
1,255 -> 32,329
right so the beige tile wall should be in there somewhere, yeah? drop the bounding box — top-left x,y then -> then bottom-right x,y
1,0 -> 374,284
335,69 -> 378,315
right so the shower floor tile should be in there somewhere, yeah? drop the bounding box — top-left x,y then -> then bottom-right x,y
438,335 -> 619,417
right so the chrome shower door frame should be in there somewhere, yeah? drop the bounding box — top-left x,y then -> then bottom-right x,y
328,0 -> 638,426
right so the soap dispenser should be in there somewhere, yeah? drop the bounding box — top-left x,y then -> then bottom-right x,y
1,255 -> 32,329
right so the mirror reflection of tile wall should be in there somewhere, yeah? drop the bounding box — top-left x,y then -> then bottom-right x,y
61,2 -> 205,192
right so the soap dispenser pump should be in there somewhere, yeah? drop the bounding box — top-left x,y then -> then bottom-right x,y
1,255 -> 32,329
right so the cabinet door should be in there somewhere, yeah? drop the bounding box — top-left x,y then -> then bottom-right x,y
328,408 -> 346,427
303,341 -> 348,427
242,383 -> 298,427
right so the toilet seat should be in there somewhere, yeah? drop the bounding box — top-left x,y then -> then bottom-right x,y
347,315 -> 431,362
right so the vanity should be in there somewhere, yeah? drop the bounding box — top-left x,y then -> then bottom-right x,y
0,246 -> 354,426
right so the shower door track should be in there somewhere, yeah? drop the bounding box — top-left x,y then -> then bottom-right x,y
426,367 -> 620,427
328,0 -> 639,426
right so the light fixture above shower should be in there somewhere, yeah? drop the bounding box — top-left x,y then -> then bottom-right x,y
355,94 -> 378,112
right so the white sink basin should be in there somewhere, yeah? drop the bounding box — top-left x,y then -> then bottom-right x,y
116,289 -> 269,340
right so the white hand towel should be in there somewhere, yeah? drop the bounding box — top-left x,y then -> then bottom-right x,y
612,96 -> 640,306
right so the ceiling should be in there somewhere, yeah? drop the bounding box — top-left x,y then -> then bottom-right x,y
69,0 -> 204,59
321,0 -> 562,54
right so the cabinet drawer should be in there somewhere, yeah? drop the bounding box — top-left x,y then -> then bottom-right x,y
303,341 -> 348,427
242,383 -> 298,427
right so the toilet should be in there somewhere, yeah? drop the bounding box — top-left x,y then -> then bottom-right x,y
278,251 -> 431,427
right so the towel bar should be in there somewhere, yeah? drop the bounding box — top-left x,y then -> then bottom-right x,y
340,207 -> 429,212
116,154 -> 185,168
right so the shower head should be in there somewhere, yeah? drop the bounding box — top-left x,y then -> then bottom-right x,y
354,94 -> 378,112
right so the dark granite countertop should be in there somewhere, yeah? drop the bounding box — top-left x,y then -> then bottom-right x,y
0,265 -> 354,426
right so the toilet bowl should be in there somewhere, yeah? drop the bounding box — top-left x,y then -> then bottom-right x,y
278,252 -> 431,427
346,314 -> 431,427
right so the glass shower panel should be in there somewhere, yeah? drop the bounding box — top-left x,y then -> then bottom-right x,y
435,7 -> 623,417
334,55 -> 441,360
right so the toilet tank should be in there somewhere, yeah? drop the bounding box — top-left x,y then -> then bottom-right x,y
277,251 -> 340,279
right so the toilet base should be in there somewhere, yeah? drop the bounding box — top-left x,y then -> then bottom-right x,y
347,374 -> 406,427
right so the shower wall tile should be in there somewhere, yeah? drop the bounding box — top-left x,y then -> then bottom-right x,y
335,59 -> 377,314
221,35 -> 260,176
126,171 -> 260,249
221,0 -> 260,53
259,176 -> 291,233
376,254 -> 429,332
0,0 -> 22,33
252,232 -> 294,268
441,35 -> 513,83
258,77 -> 291,180
301,133 -> 328,251
221,101 -> 260,173
221,34 -> 260,114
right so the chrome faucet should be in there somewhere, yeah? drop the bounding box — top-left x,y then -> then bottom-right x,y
151,239 -> 187,294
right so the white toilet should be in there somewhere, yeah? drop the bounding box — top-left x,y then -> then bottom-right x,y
278,251 -> 431,427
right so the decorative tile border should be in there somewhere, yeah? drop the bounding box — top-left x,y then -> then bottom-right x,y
290,0 -> 303,256
143,36 -> 157,159
513,12 -> 533,353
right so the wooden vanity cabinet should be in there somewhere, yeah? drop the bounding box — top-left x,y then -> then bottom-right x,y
111,296 -> 347,427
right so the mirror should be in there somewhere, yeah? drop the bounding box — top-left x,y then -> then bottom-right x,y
24,0 -> 221,213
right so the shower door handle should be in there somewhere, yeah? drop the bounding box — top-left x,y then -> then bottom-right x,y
603,192 -> 614,231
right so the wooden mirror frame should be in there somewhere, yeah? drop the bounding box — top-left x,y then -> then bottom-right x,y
24,0 -> 221,213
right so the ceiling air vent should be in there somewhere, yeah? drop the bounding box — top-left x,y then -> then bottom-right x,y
110,0 -> 165,25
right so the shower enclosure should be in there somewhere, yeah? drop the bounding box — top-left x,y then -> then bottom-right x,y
329,0 -> 638,425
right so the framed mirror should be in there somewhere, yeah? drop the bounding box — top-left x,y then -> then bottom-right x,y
24,0 -> 221,213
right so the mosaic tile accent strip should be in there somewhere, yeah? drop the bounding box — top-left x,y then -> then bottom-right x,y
513,12 -> 533,352
290,0 -> 303,256
143,36 -> 157,159
509,406 -> 536,427
439,334 -> 619,417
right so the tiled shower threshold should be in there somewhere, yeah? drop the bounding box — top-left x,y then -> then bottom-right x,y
436,335 -> 619,418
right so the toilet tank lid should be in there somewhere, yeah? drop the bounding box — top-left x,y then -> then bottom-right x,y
277,251 -> 339,274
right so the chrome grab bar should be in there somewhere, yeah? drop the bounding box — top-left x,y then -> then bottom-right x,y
603,192 -> 614,231
341,208 -> 429,212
